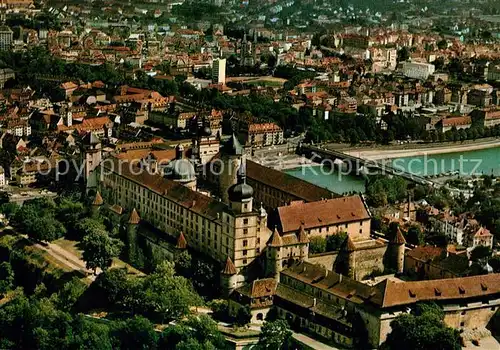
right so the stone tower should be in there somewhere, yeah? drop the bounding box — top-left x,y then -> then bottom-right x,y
297,224 -> 309,260
390,227 -> 406,274
219,134 -> 243,204
82,132 -> 102,191
341,236 -> 356,279
127,208 -> 140,262
267,229 -> 283,281
221,256 -> 238,296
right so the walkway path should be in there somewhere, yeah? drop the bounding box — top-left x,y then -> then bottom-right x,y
292,332 -> 344,350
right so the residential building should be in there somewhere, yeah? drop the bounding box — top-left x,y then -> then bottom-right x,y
242,122 -> 284,147
0,68 -> 14,88
0,166 -> 6,187
439,116 -> 472,133
404,246 -> 470,280
240,261 -> 500,348
276,196 -> 371,242
401,61 -> 435,80
212,58 -> 226,85
0,26 -> 13,51
98,154 -> 272,295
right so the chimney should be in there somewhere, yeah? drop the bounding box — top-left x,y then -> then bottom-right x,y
312,298 -> 317,307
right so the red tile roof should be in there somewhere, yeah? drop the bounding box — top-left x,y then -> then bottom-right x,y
102,158 -> 227,221
442,116 -> 471,127
246,160 -> 337,203
373,274 -> 500,308
277,196 -> 370,233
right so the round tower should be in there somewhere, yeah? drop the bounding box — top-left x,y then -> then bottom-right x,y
390,227 -> 406,274
341,236 -> 356,279
267,229 -> 283,281
221,256 -> 238,297
219,134 -> 243,204
82,132 -> 102,191
227,162 -> 253,214
297,224 -> 309,260
127,208 -> 140,262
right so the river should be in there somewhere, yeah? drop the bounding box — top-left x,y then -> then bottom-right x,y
284,146 -> 500,194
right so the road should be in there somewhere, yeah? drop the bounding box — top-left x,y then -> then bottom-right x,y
34,240 -> 101,277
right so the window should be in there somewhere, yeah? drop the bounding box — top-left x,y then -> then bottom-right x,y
243,240 -> 248,247
243,250 -> 247,256
461,311 -> 466,315
460,321 -> 465,327
243,228 -> 248,235
243,259 -> 247,265
243,219 -> 248,225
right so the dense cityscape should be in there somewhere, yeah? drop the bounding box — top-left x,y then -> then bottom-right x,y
0,0 -> 498,348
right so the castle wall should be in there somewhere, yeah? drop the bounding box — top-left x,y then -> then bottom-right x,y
307,242 -> 389,281
308,252 -> 338,269
354,244 -> 389,280
443,299 -> 500,330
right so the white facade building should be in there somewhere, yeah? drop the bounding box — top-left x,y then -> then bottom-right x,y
402,61 -> 435,80
212,58 -> 226,85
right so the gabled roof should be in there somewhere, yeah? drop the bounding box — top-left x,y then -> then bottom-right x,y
278,196 -> 369,234
474,227 -> 492,238
222,256 -> 237,275
372,274 -> 500,308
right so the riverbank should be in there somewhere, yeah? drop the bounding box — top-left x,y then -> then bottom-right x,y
341,138 -> 500,160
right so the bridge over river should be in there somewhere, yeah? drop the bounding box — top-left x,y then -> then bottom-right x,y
299,145 -> 435,186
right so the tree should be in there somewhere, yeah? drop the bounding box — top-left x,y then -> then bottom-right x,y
56,197 -> 85,229
406,225 -> 424,246
258,320 -> 292,350
68,315 -> 114,350
470,246 -> 491,263
0,261 -> 14,295
309,236 -> 326,254
112,316 -> 158,350
81,229 -> 123,274
383,303 -> 461,350
437,40 -> 448,50
174,250 -> 192,277
0,202 -> 19,219
74,217 -> 106,239
52,277 -> 86,310
326,232 -> 348,251
160,315 -> 228,349
235,305 -> 252,326
397,47 -> 410,62
28,216 -> 66,242
138,262 -> 203,322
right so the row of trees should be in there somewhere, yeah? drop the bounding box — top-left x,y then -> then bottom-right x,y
309,232 -> 348,254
